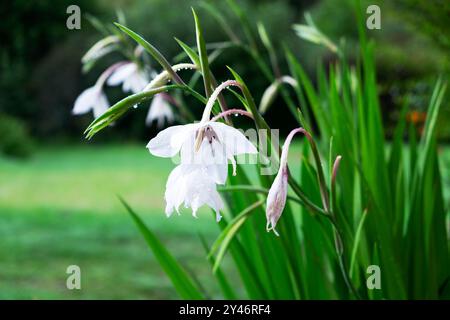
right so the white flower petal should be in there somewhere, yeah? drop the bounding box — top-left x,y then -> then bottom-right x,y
164,165 -> 224,220
93,92 -> 109,119
180,129 -> 198,165
205,163 -> 228,185
209,122 -> 258,156
185,166 -> 224,217
133,71 -> 149,93
147,124 -> 196,157
179,134 -> 228,184
72,86 -> 98,115
209,191 -> 224,222
107,63 -> 136,86
146,94 -> 174,128
165,165 -> 188,216
121,69 -> 148,93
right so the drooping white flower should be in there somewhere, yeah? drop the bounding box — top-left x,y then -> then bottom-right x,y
145,93 -> 174,128
148,121 -> 256,184
147,80 -> 258,184
147,80 -> 257,220
266,127 -> 306,235
72,85 -> 109,119
165,165 -> 224,221
73,61 -> 128,119
107,61 -> 149,94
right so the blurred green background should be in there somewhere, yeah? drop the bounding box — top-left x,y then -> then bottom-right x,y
0,0 -> 449,299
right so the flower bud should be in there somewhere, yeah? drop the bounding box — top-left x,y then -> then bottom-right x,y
259,76 -> 297,115
259,81 -> 279,114
266,127 -> 307,236
266,165 -> 288,236
143,63 -> 197,91
82,35 -> 120,65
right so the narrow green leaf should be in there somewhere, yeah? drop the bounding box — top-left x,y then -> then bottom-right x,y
84,84 -> 207,139
227,66 -> 269,132
114,23 -> 185,85
349,210 -> 368,277
174,38 -> 200,67
199,235 -> 237,299
192,8 -> 213,97
209,200 -> 264,269
84,85 -> 176,139
119,197 -> 203,299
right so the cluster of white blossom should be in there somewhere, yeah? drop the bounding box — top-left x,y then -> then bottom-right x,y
74,39 -> 296,235
73,43 -> 175,128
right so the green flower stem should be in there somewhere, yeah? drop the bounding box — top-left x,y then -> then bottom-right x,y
218,185 -> 305,207
287,177 -> 325,216
301,129 -> 330,213
329,155 -> 360,299
328,215 -> 361,299
210,75 -> 232,125
210,109 -> 253,122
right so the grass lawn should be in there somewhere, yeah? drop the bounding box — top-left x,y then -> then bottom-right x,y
0,144 -> 229,299
0,143 -> 449,299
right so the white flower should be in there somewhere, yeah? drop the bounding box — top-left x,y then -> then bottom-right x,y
145,93 -> 174,128
73,62 -> 131,119
72,85 -> 109,119
147,80 -> 257,184
147,79 -> 258,220
147,121 -> 257,184
165,165 -> 224,221
107,62 -> 149,94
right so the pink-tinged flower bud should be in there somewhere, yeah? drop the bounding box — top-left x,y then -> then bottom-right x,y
266,127 -> 307,236
266,165 -> 288,236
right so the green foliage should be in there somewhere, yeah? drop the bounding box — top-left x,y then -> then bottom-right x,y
393,0 -> 450,52
120,197 -> 204,299
0,0 -> 99,136
83,1 -> 448,300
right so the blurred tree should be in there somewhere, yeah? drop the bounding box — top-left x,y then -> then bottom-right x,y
307,0 -> 449,138
0,0 -> 99,137
393,0 -> 450,54
1,0 -> 447,141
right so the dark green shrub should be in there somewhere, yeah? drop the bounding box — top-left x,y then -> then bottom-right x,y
0,114 -> 34,158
